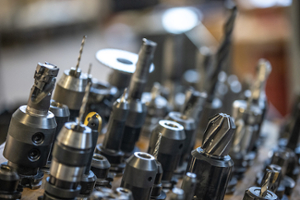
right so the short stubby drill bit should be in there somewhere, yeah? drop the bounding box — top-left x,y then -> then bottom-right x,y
148,120 -> 186,189
96,89 -> 129,174
121,152 -> 158,200
3,62 -> 59,189
121,38 -> 157,157
187,113 -> 235,200
53,36 -> 90,120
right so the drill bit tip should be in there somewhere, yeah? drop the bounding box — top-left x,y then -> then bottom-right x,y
202,113 -> 236,157
120,88 -> 128,102
142,38 -> 157,47
75,35 -> 87,72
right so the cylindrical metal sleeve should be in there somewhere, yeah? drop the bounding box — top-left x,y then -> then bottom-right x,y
187,147 -> 233,200
243,187 -> 278,200
3,106 -> 56,170
121,126 -> 142,153
121,152 -> 157,200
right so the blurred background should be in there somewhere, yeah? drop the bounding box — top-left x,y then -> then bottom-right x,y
0,0 -> 298,143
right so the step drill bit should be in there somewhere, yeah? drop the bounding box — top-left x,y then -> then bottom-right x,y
91,154 -> 113,189
187,113 -> 235,200
165,89 -> 198,176
78,111 -> 102,198
244,169 -> 279,200
96,89 -> 129,174
148,120 -> 186,189
0,164 -> 22,200
198,6 -> 237,136
181,172 -> 197,200
150,133 -> 167,200
120,152 -> 158,200
53,36 -> 90,121
45,100 -> 70,170
3,62 -> 59,189
42,82 -> 93,200
120,38 -> 157,157
141,82 -> 169,137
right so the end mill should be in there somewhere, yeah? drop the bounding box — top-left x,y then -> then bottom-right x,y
121,152 -> 158,200
121,38 -> 157,157
148,120 -> 185,188
53,36 -> 90,120
96,89 -> 129,174
3,62 -> 59,189
187,113 -> 235,200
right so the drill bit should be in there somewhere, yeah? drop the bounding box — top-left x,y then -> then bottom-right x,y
127,38 -> 157,100
202,113 -> 236,157
75,35 -> 87,72
260,169 -> 272,197
266,164 -> 281,193
152,132 -> 162,159
206,6 -> 237,102
77,82 -> 91,127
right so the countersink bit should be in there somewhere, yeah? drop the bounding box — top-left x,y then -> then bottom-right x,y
78,112 -> 102,198
187,113 -> 235,200
0,164 -> 22,200
121,38 -> 157,157
181,172 -> 197,200
121,152 -> 158,200
148,120 -> 186,189
150,133 -> 166,200
198,6 -> 237,137
3,62 -> 59,189
96,89 -> 129,174
53,36 -> 90,120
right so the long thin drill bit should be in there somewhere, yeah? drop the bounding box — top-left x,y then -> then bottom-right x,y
75,35 -> 87,72
206,6 -> 237,102
153,132 -> 162,159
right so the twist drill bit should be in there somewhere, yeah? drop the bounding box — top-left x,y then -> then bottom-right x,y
206,6 -> 237,102
3,62 -> 59,189
265,165 -> 281,193
187,113 -> 235,200
150,132 -> 166,200
75,36 -> 87,73
53,36 -> 89,120
77,81 -> 91,127
153,133 -> 162,159
121,38 -> 157,156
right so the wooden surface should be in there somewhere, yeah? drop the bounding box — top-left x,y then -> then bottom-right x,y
0,131 -> 300,200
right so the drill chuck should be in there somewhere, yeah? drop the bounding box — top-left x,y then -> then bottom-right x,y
121,152 -> 158,200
